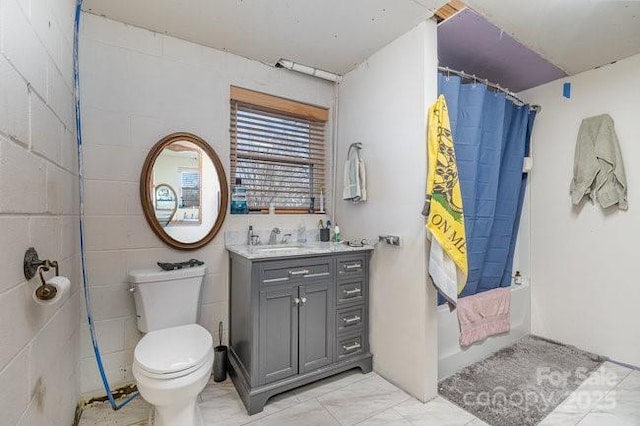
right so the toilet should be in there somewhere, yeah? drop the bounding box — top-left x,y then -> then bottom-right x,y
129,265 -> 213,426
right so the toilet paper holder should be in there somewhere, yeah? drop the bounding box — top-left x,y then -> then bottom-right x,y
24,247 -> 60,301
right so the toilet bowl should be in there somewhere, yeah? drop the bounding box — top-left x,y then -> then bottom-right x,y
133,324 -> 214,426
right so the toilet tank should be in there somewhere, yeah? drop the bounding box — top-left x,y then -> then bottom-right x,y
129,266 -> 207,333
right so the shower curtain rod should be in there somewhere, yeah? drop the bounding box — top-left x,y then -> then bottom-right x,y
438,66 -> 541,112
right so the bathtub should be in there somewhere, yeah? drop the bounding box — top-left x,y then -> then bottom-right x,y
438,281 -> 530,379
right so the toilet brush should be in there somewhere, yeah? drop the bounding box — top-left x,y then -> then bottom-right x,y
213,321 -> 228,382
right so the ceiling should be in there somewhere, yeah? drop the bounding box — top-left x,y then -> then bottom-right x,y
464,0 -> 640,75
437,8 -> 567,92
81,0 -> 446,75
82,0 -> 640,80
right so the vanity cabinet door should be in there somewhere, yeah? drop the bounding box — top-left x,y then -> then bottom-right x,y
299,280 -> 334,374
259,285 -> 299,385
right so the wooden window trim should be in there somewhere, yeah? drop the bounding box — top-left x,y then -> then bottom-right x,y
230,86 -> 329,122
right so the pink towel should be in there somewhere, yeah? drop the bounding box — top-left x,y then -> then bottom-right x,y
457,288 -> 511,347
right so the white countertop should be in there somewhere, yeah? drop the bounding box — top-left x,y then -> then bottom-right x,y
226,241 -> 374,260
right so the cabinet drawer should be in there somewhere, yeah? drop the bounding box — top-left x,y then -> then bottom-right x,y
337,279 -> 365,305
261,258 -> 333,285
337,332 -> 364,361
336,305 -> 365,334
337,255 -> 366,277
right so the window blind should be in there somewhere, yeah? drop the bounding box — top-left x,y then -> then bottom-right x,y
180,171 -> 200,208
230,88 -> 327,211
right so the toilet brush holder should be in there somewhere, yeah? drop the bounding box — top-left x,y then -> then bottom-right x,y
213,346 -> 227,382
213,321 -> 228,382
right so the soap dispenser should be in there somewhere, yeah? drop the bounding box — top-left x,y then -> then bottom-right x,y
297,223 -> 307,243
513,271 -> 523,285
333,223 -> 340,243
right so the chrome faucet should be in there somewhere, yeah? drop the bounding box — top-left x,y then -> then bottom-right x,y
268,227 -> 281,245
248,225 -> 260,246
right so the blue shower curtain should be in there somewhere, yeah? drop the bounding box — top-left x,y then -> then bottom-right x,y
437,74 -> 537,301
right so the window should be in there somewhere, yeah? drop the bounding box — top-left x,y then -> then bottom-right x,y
230,86 -> 328,212
180,170 -> 200,208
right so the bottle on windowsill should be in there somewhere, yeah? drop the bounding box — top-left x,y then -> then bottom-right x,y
231,178 -> 248,214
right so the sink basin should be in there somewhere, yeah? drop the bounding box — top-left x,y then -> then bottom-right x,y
253,244 -> 305,252
250,244 -> 330,254
226,242 -> 364,259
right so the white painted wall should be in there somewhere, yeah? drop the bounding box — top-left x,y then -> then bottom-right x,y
520,53 -> 640,366
512,179 -> 532,285
79,13 -> 335,394
335,21 -> 439,401
0,0 -> 80,424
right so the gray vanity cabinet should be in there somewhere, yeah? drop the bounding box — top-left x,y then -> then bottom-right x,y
298,279 -> 333,374
228,250 -> 373,415
259,278 -> 333,384
258,284 -> 299,384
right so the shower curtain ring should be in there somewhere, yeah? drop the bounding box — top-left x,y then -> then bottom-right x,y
472,75 -> 477,88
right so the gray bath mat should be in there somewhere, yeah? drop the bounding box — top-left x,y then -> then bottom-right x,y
438,335 -> 604,426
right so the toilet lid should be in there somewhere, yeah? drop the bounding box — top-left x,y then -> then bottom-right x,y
134,324 -> 213,375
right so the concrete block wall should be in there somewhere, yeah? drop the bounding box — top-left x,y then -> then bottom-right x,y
0,0 -> 80,424
79,13 -> 335,394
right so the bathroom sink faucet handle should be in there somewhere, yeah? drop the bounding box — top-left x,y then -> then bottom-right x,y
282,233 -> 292,244
268,227 -> 281,245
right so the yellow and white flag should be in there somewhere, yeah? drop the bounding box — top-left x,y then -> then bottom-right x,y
425,95 -> 467,304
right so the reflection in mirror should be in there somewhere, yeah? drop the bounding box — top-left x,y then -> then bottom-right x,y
154,184 -> 177,227
153,142 -> 203,227
141,132 -> 228,250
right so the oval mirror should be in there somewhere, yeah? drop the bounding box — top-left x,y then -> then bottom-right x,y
140,132 -> 228,250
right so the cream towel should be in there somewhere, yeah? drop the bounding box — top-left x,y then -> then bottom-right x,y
343,143 -> 367,203
570,114 -> 627,210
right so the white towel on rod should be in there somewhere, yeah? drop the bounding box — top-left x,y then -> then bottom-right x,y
343,143 -> 367,203
428,237 -> 459,309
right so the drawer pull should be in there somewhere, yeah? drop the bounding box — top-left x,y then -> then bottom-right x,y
294,297 -> 300,305
344,263 -> 362,270
343,288 -> 361,297
304,272 -> 330,278
289,269 -> 309,276
343,315 -> 361,325
343,342 -> 361,352
263,277 -> 290,283
300,297 -> 307,305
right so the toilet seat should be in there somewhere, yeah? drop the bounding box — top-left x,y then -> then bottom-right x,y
135,350 -> 213,380
134,324 -> 213,380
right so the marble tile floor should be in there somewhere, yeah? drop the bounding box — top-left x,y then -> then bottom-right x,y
79,362 -> 639,426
